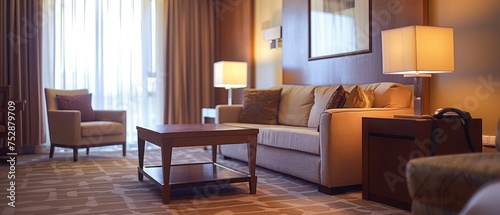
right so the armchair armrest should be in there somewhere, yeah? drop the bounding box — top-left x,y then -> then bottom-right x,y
215,105 -> 242,123
47,110 -> 81,145
94,110 -> 126,124
318,108 -> 413,187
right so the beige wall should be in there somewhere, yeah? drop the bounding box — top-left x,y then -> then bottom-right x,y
430,0 -> 500,135
253,0 -> 283,89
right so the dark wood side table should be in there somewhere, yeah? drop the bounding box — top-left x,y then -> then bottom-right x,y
137,124 -> 258,204
362,117 -> 482,211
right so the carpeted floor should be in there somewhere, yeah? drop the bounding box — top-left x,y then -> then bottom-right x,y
0,147 -> 410,215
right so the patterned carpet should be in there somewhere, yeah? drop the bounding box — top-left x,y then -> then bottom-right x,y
0,147 -> 410,215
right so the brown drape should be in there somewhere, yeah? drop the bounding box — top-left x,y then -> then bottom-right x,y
0,0 -> 43,152
164,0 -> 216,124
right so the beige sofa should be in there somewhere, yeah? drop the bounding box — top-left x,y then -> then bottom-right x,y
215,82 -> 413,194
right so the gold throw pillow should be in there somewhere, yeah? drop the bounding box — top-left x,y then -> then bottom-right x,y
344,86 -> 375,108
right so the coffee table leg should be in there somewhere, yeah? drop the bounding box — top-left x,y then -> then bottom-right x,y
212,144 -> 217,163
138,138 -> 145,181
247,136 -> 257,194
161,145 -> 173,204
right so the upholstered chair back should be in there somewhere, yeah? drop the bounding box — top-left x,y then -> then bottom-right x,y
45,88 -> 88,111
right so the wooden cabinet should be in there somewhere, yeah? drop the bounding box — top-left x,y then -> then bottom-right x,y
362,117 -> 482,211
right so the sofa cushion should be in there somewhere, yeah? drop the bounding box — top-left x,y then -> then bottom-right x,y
344,86 -> 375,108
372,83 -> 412,108
307,86 -> 338,128
325,85 -> 349,109
223,122 -> 320,155
307,85 -> 350,128
278,85 -> 316,127
239,88 -> 282,124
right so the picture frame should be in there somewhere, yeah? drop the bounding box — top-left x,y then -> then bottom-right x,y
309,0 -> 371,60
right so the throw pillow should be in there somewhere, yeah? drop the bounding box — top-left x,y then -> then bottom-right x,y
239,88 -> 282,125
317,85 -> 349,132
344,86 -> 375,108
56,93 -> 96,122
325,85 -> 349,109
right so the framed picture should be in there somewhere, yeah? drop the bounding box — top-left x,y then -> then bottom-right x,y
309,0 -> 371,60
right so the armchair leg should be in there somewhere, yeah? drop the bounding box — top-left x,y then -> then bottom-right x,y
73,148 -> 78,162
49,145 -> 55,158
122,143 -> 126,156
86,147 -> 89,155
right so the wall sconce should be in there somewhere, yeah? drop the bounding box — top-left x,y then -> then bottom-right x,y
264,26 -> 282,49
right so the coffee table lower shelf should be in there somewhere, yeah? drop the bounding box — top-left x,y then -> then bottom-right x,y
138,162 -> 252,189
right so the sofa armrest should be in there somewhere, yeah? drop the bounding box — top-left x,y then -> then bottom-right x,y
215,105 -> 243,123
318,108 -> 413,187
94,110 -> 126,124
47,110 -> 81,145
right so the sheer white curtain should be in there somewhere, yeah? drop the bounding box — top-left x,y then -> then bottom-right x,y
42,0 -> 165,148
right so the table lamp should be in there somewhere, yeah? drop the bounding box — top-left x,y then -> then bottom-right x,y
214,61 -> 248,105
382,25 -> 454,117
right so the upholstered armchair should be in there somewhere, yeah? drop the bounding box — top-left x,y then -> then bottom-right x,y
406,118 -> 500,214
45,88 -> 126,161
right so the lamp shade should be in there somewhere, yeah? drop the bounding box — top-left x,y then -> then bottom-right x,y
213,61 -> 248,89
382,25 -> 455,77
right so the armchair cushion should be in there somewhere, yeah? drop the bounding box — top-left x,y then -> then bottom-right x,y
56,93 -> 95,121
81,121 -> 124,137
94,110 -> 126,123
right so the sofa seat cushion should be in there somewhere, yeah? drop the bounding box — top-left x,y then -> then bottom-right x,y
81,121 -> 124,137
223,122 -> 320,155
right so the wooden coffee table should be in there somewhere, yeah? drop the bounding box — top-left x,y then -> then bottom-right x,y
136,124 -> 259,204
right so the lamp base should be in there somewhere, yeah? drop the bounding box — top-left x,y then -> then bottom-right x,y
227,88 -> 233,105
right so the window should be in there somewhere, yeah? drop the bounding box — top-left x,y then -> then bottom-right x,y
42,0 -> 165,148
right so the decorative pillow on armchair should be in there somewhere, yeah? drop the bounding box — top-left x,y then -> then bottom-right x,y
344,85 -> 375,108
239,88 -> 282,125
56,93 -> 96,122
